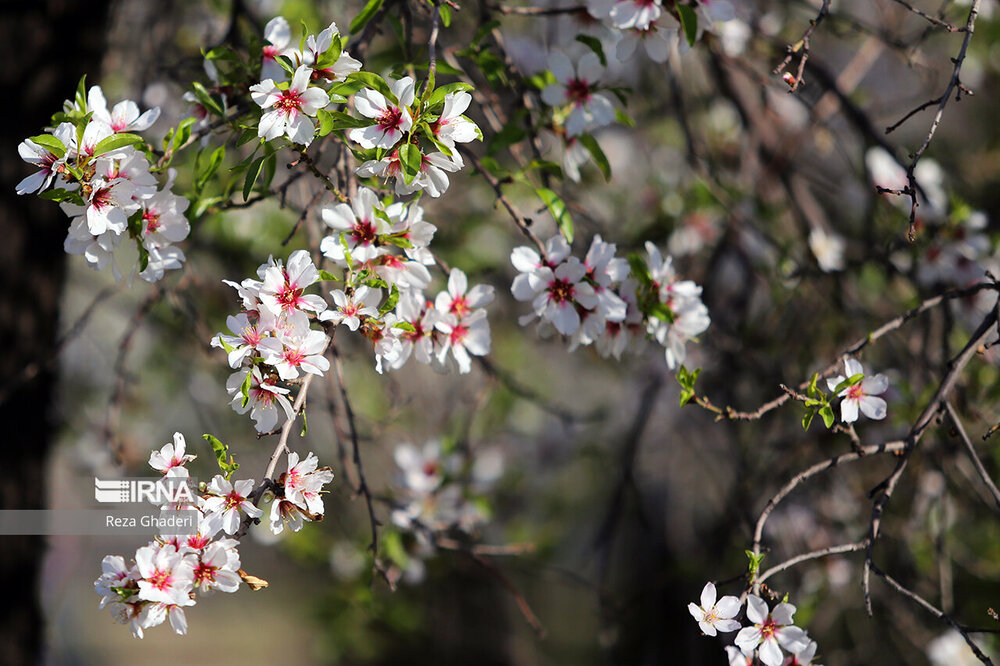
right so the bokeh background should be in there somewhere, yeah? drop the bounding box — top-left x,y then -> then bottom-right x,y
4,0 -> 1000,664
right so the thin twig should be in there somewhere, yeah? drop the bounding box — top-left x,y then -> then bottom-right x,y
757,541 -> 868,585
863,305 -> 998,615
944,400 -> 1000,514
774,0 -> 832,92
870,564 -> 994,664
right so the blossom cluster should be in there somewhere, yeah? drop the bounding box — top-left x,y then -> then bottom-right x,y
688,583 -> 822,666
387,440 -> 503,584
349,79 -> 480,197
17,85 -> 190,282
95,433 -> 335,638
511,235 -> 710,370
251,18 -> 361,146
319,189 -> 494,374
250,15 -> 481,199
212,250 -> 330,432
585,0 -> 736,64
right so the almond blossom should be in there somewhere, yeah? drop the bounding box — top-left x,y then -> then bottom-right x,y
134,543 -> 196,607
349,76 -> 415,149
734,595 -> 811,666
320,187 -> 389,263
201,476 -> 264,535
258,249 -> 327,315
319,286 -> 381,331
15,122 -> 73,195
87,85 -> 160,133
541,52 -> 616,137
149,432 -> 196,474
258,312 -> 330,380
827,357 -> 888,423
431,91 -> 481,155
251,64 -> 330,145
261,16 -> 294,81
687,582 -> 742,636
225,367 -> 295,433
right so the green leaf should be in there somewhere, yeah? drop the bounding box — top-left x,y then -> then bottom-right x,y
167,117 -> 197,155
202,433 -> 239,480
191,81 -> 224,117
195,145 -> 225,192
350,0 -> 384,34
240,370 -> 253,409
92,132 -> 144,157
300,412 -> 308,437
802,407 -> 816,431
394,321 -> 416,332
379,284 -> 400,316
399,144 -> 422,185
243,155 -> 267,202
833,372 -> 865,394
347,71 -> 396,104
536,187 -> 573,243
424,82 -> 474,109
38,188 -> 84,206
75,75 -> 88,113
677,4 -> 698,47
27,134 -> 66,158
745,550 -> 765,582
439,3 -> 452,27
316,109 -> 372,135
575,35 -> 607,67
318,269 -> 340,282
627,253 -> 652,287
615,108 -> 635,128
577,134 -> 611,181
820,404 -> 836,429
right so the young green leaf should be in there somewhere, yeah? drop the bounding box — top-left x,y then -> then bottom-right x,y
677,5 -> 698,47
349,0 -> 384,34
399,144 -> 422,185
536,187 -> 573,243
27,134 -> 67,158
577,134 -> 611,181
575,35 -> 607,67
91,133 -> 145,158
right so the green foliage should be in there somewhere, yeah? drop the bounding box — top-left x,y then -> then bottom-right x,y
535,187 -> 573,243
677,365 -> 701,407
203,433 -> 240,480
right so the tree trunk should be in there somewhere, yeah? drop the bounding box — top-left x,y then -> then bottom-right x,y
0,3 -> 109,664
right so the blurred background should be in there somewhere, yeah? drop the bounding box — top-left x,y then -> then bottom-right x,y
4,0 -> 1000,664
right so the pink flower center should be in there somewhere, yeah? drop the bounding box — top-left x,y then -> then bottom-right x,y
262,45 -> 279,60
143,211 -> 161,234
275,89 -> 304,117
377,106 -> 404,132
449,295 -> 470,318
422,461 -> 439,476
148,568 -> 174,591
759,616 -> 778,640
449,324 -> 469,345
276,277 -> 304,311
193,561 -> 218,585
352,219 -> 377,245
91,186 -> 114,211
846,383 -> 865,401
282,348 -> 305,367
224,490 -> 245,511
565,79 -> 592,105
186,534 -> 211,550
548,278 -> 576,303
